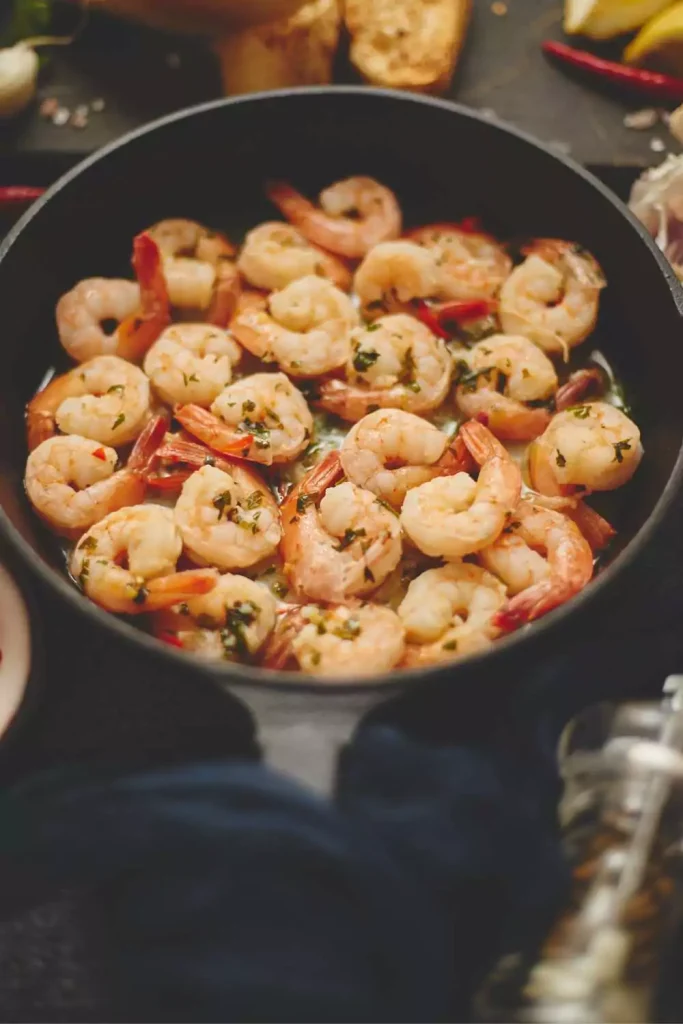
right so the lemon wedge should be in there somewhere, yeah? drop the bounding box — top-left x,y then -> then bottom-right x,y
625,2 -> 683,73
564,0 -> 674,39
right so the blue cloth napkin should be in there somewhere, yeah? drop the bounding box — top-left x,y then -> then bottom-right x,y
0,722 -> 568,1023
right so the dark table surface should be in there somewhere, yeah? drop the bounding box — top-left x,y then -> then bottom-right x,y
0,0 -> 680,187
1,0 -> 682,1017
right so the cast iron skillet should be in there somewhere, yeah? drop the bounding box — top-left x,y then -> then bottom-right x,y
1,88 -> 682,786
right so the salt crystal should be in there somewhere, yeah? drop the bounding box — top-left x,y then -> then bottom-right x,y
52,107 -> 70,127
91,98 -> 105,113
623,108 -> 659,131
651,137 -> 667,153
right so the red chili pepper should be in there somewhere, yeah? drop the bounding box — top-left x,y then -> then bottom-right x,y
0,186 -> 45,207
161,631 -> 184,649
542,40 -> 683,102
91,447 -> 108,461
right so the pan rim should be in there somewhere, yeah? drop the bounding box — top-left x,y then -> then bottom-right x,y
2,85 -> 682,695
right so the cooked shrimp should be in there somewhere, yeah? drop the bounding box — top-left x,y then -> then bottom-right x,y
147,218 -> 239,320
25,436 -> 143,539
400,420 -> 522,558
407,222 -> 512,301
231,275 -> 358,378
237,222 -> 351,293
143,324 -> 242,408
267,177 -> 402,259
528,401 -> 643,495
482,501 -> 593,632
353,240 -> 441,316
56,279 -> 141,363
499,239 -> 605,355
115,232 -> 172,363
398,562 -> 507,667
153,573 -> 277,662
177,372 -> 313,466
26,355 -> 151,451
174,463 -> 282,571
454,334 -> 558,442
266,602 -> 405,677
71,505 -> 217,615
340,408 -> 472,507
316,313 -> 452,422
554,368 -> 604,412
281,451 -> 402,603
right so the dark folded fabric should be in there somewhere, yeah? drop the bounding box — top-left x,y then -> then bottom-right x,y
0,726 -> 568,1023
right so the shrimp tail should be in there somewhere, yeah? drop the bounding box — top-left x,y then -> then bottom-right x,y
174,404 -> 255,457
436,434 -> 476,476
26,409 -> 54,452
206,261 -> 241,328
568,502 -> 616,553
266,180 -> 310,227
555,368 -> 604,412
494,581 -> 576,633
128,412 -> 169,474
143,569 -> 218,612
459,419 -> 510,464
116,233 -> 171,363
261,606 -> 305,670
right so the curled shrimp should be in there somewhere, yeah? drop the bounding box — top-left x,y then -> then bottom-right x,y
528,401 -> 643,495
153,573 -> 277,662
264,602 -> 405,678
400,420 -> 522,558
232,275 -> 358,378
340,408 -> 472,507
398,562 -> 507,667
481,500 -> 593,632
25,412 -> 166,538
177,372 -> 313,466
56,279 -> 141,363
267,176 -> 402,259
281,451 -> 402,603
454,334 -> 558,442
353,240 -> 442,317
147,218 -> 239,323
407,222 -> 512,301
71,505 -> 218,615
237,222 -> 351,293
174,463 -> 282,571
143,324 -> 242,408
499,239 -> 605,355
26,355 -> 151,451
315,313 -> 452,422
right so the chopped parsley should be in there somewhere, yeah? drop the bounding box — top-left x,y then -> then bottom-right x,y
132,584 -> 148,606
503,520 -> 521,534
242,399 -> 256,414
364,567 -> 375,583
244,490 -> 264,510
112,413 -> 126,431
272,580 -> 289,599
221,601 -> 259,659
555,450 -> 567,468
333,617 -> 362,641
107,384 -> 125,396
81,536 -> 98,553
365,322 -> 381,333
335,527 -> 367,551
178,603 -> 190,616
310,650 -> 322,667
353,347 -> 380,373
442,639 -> 458,651
613,439 -> 632,463
212,490 -> 232,518
567,404 -> 591,419
182,372 -> 199,387
240,418 -> 271,450
296,493 -> 314,514
398,347 -> 421,393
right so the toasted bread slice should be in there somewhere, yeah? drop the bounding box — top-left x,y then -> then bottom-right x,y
215,0 -> 341,95
345,0 -> 471,94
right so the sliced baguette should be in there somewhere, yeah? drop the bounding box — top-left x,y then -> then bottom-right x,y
345,0 -> 472,94
215,0 -> 341,95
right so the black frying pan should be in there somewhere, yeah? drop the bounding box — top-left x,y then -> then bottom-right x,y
1,88 -> 682,788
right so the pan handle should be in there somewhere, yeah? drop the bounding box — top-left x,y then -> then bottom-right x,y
228,683 -> 384,794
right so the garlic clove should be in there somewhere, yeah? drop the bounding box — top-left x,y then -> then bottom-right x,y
0,43 -> 39,119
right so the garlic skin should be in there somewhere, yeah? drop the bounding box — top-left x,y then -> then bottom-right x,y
0,44 -> 39,118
